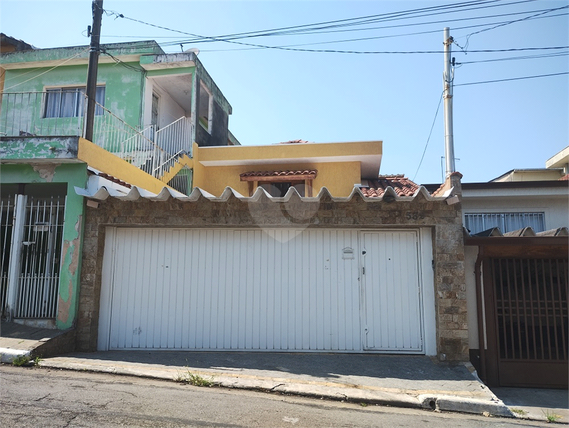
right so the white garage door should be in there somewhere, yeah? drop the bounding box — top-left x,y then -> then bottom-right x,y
98,228 -> 429,353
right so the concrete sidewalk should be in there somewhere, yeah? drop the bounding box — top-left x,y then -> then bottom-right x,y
2,323 -> 566,422
38,351 -> 516,418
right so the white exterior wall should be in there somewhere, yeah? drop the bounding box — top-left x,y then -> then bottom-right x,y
143,78 -> 188,129
462,192 -> 569,231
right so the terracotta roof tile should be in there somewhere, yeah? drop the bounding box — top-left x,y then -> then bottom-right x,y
360,175 -> 420,197
560,174 -> 569,181
97,172 -> 132,189
240,169 -> 317,179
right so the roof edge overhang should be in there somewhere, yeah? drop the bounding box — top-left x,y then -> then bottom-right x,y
75,184 -> 444,204
1,40 -> 163,70
140,52 -> 197,71
197,141 -> 383,178
465,236 -> 569,246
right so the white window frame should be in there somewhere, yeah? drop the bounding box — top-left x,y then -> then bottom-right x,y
464,212 -> 546,234
43,85 -> 105,118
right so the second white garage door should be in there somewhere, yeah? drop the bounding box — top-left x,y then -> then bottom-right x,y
98,228 -> 430,353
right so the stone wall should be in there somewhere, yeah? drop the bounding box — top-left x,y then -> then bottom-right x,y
77,187 -> 467,360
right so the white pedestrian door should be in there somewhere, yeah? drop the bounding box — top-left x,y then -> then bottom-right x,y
361,231 -> 423,352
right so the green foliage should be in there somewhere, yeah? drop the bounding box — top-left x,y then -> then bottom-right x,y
175,371 -> 215,387
11,354 -> 41,367
543,410 -> 562,423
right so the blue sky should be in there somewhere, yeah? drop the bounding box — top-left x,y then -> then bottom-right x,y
1,0 -> 567,184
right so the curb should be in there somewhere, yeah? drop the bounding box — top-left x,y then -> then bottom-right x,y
38,358 -> 513,418
0,347 -> 30,363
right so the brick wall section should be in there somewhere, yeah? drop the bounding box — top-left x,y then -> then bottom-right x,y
77,182 -> 467,360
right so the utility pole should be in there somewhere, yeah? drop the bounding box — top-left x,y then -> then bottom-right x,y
84,0 -> 103,142
443,27 -> 455,178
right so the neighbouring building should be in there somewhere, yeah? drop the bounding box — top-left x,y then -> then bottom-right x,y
427,146 -> 569,388
0,39 -> 237,332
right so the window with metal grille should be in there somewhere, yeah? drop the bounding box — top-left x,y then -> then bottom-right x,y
464,212 -> 545,234
44,86 -> 105,118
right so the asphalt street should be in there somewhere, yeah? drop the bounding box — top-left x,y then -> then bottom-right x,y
0,365 -> 554,428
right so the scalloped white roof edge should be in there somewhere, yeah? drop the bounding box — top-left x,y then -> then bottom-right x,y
75,183 -> 446,203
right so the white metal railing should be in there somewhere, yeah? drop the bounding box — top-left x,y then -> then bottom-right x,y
153,150 -> 185,181
0,92 -> 193,181
155,116 -> 193,158
89,101 -> 169,171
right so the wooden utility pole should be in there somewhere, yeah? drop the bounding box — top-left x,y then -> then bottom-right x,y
84,0 -> 103,142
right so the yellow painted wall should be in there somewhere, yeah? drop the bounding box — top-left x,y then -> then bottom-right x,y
195,161 -> 360,197
198,141 -> 381,164
77,138 -> 175,194
191,142 -> 207,190
191,141 -> 381,197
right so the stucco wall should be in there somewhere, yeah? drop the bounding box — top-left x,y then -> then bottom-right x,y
76,190 -> 468,360
194,161 -> 361,198
3,62 -> 145,129
462,195 -> 569,231
0,162 -> 87,329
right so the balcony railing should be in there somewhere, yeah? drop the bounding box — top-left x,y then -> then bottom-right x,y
0,91 -> 83,137
0,92 -> 193,183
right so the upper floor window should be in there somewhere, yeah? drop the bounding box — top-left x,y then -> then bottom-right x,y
44,86 -> 105,118
464,212 -> 545,234
198,81 -> 212,133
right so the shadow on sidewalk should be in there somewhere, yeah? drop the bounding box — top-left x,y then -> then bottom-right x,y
61,350 -> 475,382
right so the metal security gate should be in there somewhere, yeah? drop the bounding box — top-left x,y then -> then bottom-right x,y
487,257 -> 568,388
99,228 -> 429,353
0,194 -> 65,320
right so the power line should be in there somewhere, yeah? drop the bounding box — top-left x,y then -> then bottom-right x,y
104,0 -> 533,48
100,4 -> 566,44
455,71 -> 569,86
1,48 -> 90,93
413,92 -> 444,182
101,49 -> 147,75
455,4 -> 568,52
188,14 -> 568,53
458,51 -> 569,65
112,0 -> 499,42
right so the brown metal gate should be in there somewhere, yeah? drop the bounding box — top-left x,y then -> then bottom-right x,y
484,255 -> 568,388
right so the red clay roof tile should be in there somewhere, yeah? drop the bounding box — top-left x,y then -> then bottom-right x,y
360,175 -> 420,197
240,169 -> 318,179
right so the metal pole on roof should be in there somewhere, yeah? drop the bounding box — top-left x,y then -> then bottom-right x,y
443,27 -> 456,178
84,0 -> 103,142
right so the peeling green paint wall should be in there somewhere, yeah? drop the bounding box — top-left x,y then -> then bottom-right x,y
0,136 -> 79,160
3,62 -> 145,129
0,163 -> 87,329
